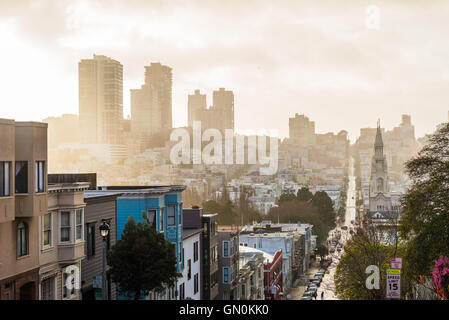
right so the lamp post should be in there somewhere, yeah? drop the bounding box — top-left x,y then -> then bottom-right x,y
99,219 -> 110,300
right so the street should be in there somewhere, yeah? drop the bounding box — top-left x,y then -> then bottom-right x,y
289,157 -> 357,300
316,157 -> 356,300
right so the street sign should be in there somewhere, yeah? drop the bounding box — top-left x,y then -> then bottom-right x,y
386,274 -> 401,299
386,268 -> 401,275
93,276 -> 102,289
391,257 -> 402,269
94,288 -> 102,299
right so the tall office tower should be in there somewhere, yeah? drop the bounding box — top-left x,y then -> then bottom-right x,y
288,113 -> 316,146
144,62 -> 173,130
188,89 -> 207,127
130,84 -> 160,149
212,88 -> 234,132
78,54 -> 123,145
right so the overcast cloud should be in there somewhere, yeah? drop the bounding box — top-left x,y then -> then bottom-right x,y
0,0 -> 448,141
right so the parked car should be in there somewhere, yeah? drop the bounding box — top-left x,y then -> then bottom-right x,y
300,296 -> 313,300
302,291 -> 314,298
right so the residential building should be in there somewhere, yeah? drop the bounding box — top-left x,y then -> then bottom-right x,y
81,191 -> 119,300
179,228 -> 202,300
42,182 -> 89,300
0,119 -> 48,300
200,213 -> 219,300
262,249 -> 283,300
289,114 -> 316,147
218,226 -> 240,300
239,229 -> 294,293
89,185 -> 186,300
238,246 -> 265,300
78,54 -> 123,145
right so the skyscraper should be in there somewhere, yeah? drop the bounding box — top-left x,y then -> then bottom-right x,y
187,88 -> 234,133
78,54 -> 123,145
213,88 -> 234,132
144,62 -> 173,130
188,89 -> 207,128
130,84 -> 159,149
288,114 -> 316,146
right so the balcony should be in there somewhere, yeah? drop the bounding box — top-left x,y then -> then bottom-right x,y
0,196 -> 14,223
15,193 -> 47,217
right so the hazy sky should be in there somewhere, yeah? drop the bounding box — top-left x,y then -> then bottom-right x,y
1,0 -> 448,142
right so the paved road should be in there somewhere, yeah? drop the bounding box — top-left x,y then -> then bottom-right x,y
316,157 -> 356,300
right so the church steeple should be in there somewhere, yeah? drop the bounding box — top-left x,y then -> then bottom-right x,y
374,119 -> 384,158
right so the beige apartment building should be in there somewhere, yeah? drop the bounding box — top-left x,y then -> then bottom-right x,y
0,119 -> 48,299
0,119 -> 88,300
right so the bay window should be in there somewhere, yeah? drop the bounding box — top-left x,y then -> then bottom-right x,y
60,209 -> 84,243
167,205 -> 175,226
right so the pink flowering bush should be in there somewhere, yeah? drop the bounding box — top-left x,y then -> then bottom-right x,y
432,257 -> 449,299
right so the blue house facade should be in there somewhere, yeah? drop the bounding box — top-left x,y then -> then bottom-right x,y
87,185 -> 186,299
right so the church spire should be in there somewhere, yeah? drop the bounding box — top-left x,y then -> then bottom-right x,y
375,119 -> 383,148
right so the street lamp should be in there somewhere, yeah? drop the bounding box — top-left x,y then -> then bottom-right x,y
99,219 -> 110,300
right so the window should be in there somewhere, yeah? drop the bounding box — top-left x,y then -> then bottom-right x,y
241,284 -> 245,297
223,241 -> 229,257
41,277 -> 55,300
35,161 -> 45,193
42,213 -> 52,247
75,210 -> 83,241
187,259 -> 191,280
180,243 -> 183,265
194,273 -> 199,294
62,270 -> 76,299
203,222 -> 208,234
0,161 -> 11,197
223,267 -> 229,283
60,211 -> 71,242
15,161 -> 27,193
179,204 -> 182,225
147,209 -> 156,228
167,205 -> 175,226
87,223 -> 95,258
179,283 -> 185,300
159,208 -> 164,231
17,221 -> 28,257
193,241 -> 198,262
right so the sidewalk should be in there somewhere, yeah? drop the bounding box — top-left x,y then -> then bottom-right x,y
289,259 -> 321,300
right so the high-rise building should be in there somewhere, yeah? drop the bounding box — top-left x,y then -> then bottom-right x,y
212,88 -> 234,132
78,54 -> 123,145
188,90 -> 207,128
144,62 -> 173,130
187,88 -> 235,133
288,114 -> 316,146
130,84 -> 159,149
130,62 -> 173,149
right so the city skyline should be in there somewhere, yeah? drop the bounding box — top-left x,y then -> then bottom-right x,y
1,0 -> 449,142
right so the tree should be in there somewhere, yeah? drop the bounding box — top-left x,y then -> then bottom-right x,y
202,199 -> 239,225
279,191 -> 297,203
400,122 -> 449,279
334,226 -> 414,300
266,200 -> 330,245
312,191 -> 335,229
107,216 -> 179,300
297,187 -> 313,202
